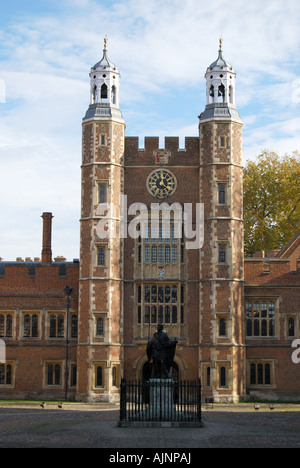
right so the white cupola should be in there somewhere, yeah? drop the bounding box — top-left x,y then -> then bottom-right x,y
200,39 -> 241,122
83,38 -> 124,123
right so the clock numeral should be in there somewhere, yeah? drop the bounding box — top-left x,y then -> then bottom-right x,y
147,170 -> 176,199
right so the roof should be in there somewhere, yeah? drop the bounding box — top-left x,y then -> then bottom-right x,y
208,39 -> 233,71
209,49 -> 233,71
92,47 -> 118,72
276,229 -> 300,258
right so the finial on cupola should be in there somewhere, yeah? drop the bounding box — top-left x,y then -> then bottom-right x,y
219,37 -> 223,52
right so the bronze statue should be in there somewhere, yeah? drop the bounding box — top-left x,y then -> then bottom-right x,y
146,323 -> 178,379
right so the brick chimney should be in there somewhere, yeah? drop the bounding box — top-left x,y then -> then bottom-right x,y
41,212 -> 53,263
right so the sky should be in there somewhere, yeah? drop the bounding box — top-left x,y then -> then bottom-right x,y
1,0 -> 300,261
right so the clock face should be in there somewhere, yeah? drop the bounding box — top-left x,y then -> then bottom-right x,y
147,169 -> 177,199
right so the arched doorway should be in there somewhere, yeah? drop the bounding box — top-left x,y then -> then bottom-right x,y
142,361 -> 152,383
142,361 -> 179,383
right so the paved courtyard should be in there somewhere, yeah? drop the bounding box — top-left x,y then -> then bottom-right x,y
0,403 -> 299,449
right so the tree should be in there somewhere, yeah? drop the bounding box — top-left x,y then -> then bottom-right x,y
243,150 -> 300,257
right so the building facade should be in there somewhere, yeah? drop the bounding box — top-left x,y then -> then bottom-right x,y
0,41 -> 299,402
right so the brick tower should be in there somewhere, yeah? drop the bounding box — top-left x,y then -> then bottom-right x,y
199,40 -> 245,402
78,39 -> 125,401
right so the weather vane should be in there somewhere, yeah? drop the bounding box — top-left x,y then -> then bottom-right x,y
104,35 -> 108,50
219,37 -> 223,52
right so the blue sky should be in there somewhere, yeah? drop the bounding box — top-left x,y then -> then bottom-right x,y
1,0 -> 300,261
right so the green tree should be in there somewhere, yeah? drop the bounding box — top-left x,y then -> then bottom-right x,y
243,150 -> 300,257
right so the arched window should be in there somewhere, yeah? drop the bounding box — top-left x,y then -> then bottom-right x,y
165,245 -> 170,263
23,315 -> 30,337
93,85 -> 97,104
172,305 -> 177,324
220,367 -> 226,387
209,85 -> 214,103
261,320 -> 267,336
250,363 -> 256,385
6,315 -> 12,338
101,83 -> 108,102
47,363 -> 61,386
57,315 -> 64,338
6,364 -> 11,385
158,305 -> 163,323
112,366 -> 117,387
219,318 -> 226,336
96,366 -> 103,387
47,364 -> 53,385
71,315 -> 78,338
1,315 -> 9,338
288,318 -> 295,337
206,367 -> 211,387
0,364 -> 11,385
254,319 -> 260,336
32,315 -> 38,338
54,364 -> 61,385
246,319 -> 252,337
49,314 -> 64,338
250,362 -> 272,385
24,314 -> 38,338
0,315 -> 4,337
257,363 -> 263,385
151,245 -> 157,263
50,315 -> 56,338
265,364 -> 271,385
218,84 -> 225,103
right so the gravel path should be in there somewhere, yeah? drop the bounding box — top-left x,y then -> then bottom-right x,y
0,404 -> 299,448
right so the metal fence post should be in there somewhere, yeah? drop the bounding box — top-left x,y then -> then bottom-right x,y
197,378 -> 202,422
120,378 -> 127,421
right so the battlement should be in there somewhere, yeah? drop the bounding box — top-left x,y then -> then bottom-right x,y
0,260 -> 80,279
124,136 -> 199,165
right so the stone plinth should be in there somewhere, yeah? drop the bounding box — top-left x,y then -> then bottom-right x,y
147,379 -> 176,420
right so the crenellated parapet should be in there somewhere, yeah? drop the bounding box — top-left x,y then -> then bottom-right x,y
124,136 -> 199,166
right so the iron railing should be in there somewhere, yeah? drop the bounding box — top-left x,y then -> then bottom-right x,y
120,379 -> 202,423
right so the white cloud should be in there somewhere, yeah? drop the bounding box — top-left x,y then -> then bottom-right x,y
243,116 -> 300,161
0,80 -> 5,103
1,0 -> 300,259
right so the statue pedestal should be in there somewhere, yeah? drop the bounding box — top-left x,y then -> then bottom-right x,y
147,379 -> 176,420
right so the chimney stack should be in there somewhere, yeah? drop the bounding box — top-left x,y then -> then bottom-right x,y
41,212 -> 53,263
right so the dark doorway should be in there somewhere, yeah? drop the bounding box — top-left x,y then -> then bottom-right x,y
142,361 -> 179,383
142,361 -> 152,383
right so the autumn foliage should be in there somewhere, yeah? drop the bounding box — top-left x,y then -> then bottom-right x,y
244,150 -> 300,257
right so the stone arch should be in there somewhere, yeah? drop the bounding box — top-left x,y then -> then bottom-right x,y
133,352 -> 188,382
